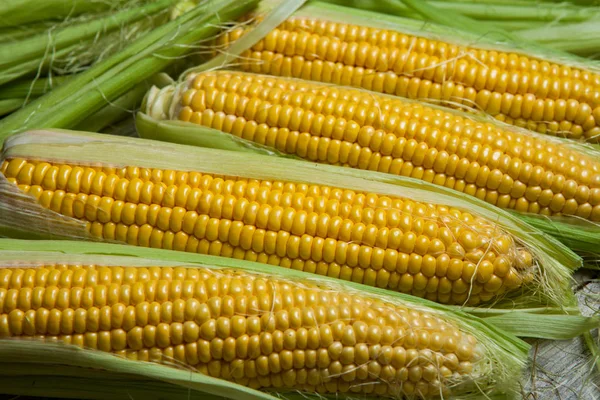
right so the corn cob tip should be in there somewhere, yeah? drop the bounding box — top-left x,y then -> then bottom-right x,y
144,85 -> 177,122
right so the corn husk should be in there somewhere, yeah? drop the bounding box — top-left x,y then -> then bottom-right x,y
0,0 -> 258,142
0,0 -> 143,28
0,0 -> 174,86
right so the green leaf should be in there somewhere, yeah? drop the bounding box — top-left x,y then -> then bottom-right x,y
136,108 -> 293,156
0,76 -> 69,99
0,0 -> 141,28
0,340 -> 276,400
484,313 -> 600,340
0,0 -> 171,70
0,99 -> 23,116
0,0 -> 258,140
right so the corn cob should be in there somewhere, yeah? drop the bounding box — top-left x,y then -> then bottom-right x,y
0,240 -> 530,399
0,263 -> 485,397
0,130 -> 576,309
215,2 -> 600,142
143,70 -> 600,222
0,158 -> 534,306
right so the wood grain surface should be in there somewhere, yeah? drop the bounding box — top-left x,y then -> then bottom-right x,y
521,270 -> 599,400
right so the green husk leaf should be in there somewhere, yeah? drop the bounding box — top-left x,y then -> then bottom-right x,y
0,0 -> 258,141
0,373 -> 221,400
483,313 -> 599,339
0,99 -> 24,116
0,224 -> 55,240
0,340 -> 274,400
0,0 -> 142,28
137,111 -> 288,156
321,0 -> 600,22
0,43 -> 78,86
0,76 -> 69,99
138,90 -> 293,156
0,0 -> 172,70
190,0 -> 306,75
99,117 -> 138,136
514,213 -> 600,256
0,77 -> 71,117
0,129 -> 581,311
425,1 -> 599,22
583,331 -> 600,373
400,0 -> 519,41
0,22 -> 54,42
72,84 -> 149,132
318,0 -> 600,57
73,73 -> 174,133
491,20 -> 548,31
188,0 -> 307,75
519,20 -> 600,57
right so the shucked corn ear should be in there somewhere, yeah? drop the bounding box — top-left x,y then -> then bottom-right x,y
0,265 -> 485,397
0,239 -> 529,399
143,70 -> 600,223
214,1 -> 600,142
0,130 -> 577,309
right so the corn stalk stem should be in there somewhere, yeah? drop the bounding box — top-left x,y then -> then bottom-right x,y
0,0 -> 143,28
0,0 -> 258,140
0,0 -> 172,69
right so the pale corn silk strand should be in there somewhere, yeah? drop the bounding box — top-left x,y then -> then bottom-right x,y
0,254 -> 521,400
215,11 -> 600,142
0,154 -> 537,308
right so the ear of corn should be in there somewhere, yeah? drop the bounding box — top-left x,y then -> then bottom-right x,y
323,0 -> 600,58
1,239 -> 598,399
0,129 -> 580,309
138,70 -> 600,252
0,238 -> 532,399
204,1 -> 600,142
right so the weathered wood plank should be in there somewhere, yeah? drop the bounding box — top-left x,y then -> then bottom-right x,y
522,273 -> 599,400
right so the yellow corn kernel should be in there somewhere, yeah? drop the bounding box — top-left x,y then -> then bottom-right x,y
2,157 -> 537,305
150,70 -> 600,222
0,264 -> 485,398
